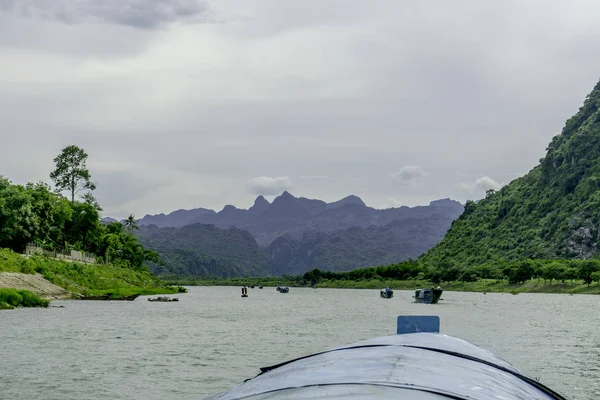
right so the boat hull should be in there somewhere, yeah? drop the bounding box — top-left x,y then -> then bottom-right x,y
414,288 -> 443,304
205,331 -> 565,400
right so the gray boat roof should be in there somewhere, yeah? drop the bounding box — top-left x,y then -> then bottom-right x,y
205,333 -> 565,400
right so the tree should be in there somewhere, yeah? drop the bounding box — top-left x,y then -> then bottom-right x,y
50,145 -> 96,203
123,214 -> 139,232
81,192 -> 102,211
591,271 -> 600,286
577,260 -> 600,286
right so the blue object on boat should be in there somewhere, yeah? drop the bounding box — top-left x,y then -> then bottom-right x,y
204,316 -> 566,400
397,315 -> 439,334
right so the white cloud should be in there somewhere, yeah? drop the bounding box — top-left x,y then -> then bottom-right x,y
460,176 -> 502,192
247,176 -> 294,196
388,166 -> 427,185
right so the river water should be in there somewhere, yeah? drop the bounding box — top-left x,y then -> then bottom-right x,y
0,286 -> 598,399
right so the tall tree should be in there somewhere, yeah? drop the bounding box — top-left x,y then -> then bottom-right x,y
50,145 -> 96,203
123,214 -> 139,232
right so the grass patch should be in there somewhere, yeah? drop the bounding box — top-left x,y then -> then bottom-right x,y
0,248 -> 179,297
0,288 -> 49,308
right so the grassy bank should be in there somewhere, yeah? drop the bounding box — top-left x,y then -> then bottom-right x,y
314,278 -> 600,294
0,288 -> 49,309
165,275 -> 600,295
0,248 -> 179,297
163,276 -> 304,288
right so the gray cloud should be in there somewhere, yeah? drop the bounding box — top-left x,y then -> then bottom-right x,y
247,176 -> 294,196
1,0 -> 212,29
389,166 -> 427,185
299,176 -> 335,181
2,1 -> 600,218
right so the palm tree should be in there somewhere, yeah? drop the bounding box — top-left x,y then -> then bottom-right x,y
123,214 -> 139,232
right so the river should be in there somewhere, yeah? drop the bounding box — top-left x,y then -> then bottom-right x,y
0,286 -> 598,399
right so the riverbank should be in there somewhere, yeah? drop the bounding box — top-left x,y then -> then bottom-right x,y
0,249 -> 180,299
164,276 -> 600,294
0,288 -> 49,309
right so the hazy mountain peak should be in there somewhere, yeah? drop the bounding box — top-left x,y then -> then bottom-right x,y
326,195 -> 366,209
250,195 -> 270,213
429,198 -> 463,207
220,204 -> 238,213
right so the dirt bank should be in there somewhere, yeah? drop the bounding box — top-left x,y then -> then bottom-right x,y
0,272 -> 71,300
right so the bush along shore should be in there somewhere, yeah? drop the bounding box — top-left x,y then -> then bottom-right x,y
0,288 -> 49,309
0,249 -> 183,301
0,145 -> 187,306
163,258 -> 600,295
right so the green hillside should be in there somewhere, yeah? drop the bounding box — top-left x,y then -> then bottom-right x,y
135,224 -> 276,277
422,79 -> 600,267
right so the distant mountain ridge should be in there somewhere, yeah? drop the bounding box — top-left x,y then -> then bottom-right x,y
135,192 -> 463,246
130,193 -> 464,277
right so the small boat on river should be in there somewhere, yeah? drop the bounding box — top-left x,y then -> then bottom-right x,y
414,286 -> 443,304
109,293 -> 140,301
76,293 -> 140,301
76,293 -> 111,300
148,296 -> 179,302
380,287 -> 393,298
276,286 -> 289,293
204,315 -> 566,399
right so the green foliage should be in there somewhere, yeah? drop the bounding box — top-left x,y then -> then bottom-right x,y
0,146 -> 157,270
135,224 -> 275,277
421,80 -> 600,267
0,248 -> 174,296
0,288 -> 49,308
49,145 -> 96,203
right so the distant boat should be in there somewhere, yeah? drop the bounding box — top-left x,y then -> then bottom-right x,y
77,293 -> 111,300
148,296 -> 179,302
204,315 -> 566,400
380,287 -> 393,299
276,286 -> 289,293
414,287 -> 443,304
258,286 -> 263,289
109,293 -> 140,301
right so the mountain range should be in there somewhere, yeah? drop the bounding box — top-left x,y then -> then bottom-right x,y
137,192 -> 462,246
127,192 -> 464,277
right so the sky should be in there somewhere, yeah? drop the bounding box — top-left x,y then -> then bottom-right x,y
2,0 -> 600,219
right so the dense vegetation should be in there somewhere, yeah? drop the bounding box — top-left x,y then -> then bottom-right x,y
176,258 -> 600,294
0,288 -> 49,309
422,80 -> 600,267
0,145 -> 157,270
0,248 -> 176,297
0,145 -> 176,298
136,224 -> 276,277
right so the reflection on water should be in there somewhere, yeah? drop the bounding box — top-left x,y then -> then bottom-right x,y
0,287 -> 598,399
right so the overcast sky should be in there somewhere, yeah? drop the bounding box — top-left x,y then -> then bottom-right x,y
2,0 -> 600,219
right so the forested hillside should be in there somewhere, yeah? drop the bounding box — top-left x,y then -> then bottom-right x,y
136,224 -> 275,277
422,79 -> 600,267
